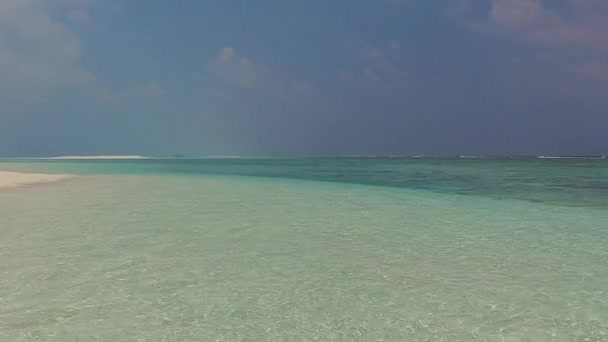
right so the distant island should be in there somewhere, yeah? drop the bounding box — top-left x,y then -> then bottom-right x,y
47,155 -> 147,160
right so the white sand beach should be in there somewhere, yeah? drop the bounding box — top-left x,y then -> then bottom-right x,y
0,171 -> 74,189
47,155 -> 146,160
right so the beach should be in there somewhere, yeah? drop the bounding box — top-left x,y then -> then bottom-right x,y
0,171 -> 74,189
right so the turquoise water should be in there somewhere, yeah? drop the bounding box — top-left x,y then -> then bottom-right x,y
1,158 -> 607,341
2,157 -> 608,208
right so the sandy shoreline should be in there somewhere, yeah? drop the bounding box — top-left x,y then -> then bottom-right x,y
45,155 -> 146,160
0,171 -> 75,189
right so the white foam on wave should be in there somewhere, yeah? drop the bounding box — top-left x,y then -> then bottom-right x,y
537,156 -> 605,160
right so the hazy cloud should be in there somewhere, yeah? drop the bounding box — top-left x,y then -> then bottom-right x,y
464,0 -> 608,81
207,46 -> 260,88
486,0 -> 608,49
1,1 -> 605,156
0,0 -> 168,106
207,46 -> 315,97
0,0 -> 95,93
95,82 -> 167,103
344,42 -> 408,88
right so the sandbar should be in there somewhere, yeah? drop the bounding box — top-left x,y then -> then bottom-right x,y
0,171 -> 74,189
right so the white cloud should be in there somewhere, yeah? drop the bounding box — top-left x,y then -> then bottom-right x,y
208,46 -> 260,87
461,0 -> 608,82
0,0 -> 167,104
0,0 -> 95,93
485,0 -> 608,50
345,42 -> 408,88
207,46 -> 316,97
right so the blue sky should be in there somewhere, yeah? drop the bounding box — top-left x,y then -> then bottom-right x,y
1,0 -> 607,156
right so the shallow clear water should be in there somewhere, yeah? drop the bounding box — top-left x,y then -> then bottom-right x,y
2,157 -> 608,208
1,159 -> 607,341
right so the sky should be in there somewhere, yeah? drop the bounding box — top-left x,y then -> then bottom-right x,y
0,0 -> 607,157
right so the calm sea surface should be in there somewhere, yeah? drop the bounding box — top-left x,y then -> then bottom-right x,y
1,158 -> 607,341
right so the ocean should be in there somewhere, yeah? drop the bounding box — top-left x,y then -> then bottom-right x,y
1,158 -> 607,341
